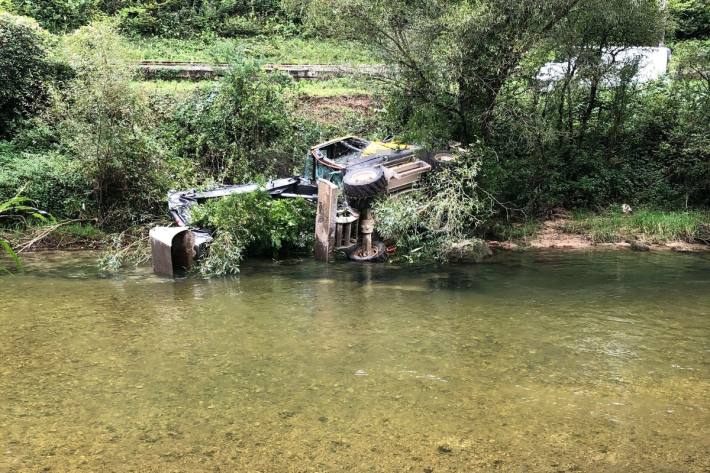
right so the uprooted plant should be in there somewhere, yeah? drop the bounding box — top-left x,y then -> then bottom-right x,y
372,156 -> 493,263
191,190 -> 315,275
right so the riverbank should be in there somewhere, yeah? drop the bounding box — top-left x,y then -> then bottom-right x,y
489,218 -> 710,253
4,210 -> 709,262
488,208 -> 710,253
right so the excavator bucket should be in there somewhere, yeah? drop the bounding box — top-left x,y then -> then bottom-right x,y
149,177 -> 317,275
149,227 -> 196,276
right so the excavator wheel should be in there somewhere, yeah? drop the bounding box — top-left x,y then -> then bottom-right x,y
343,166 -> 387,199
346,240 -> 389,263
423,151 -> 457,171
347,196 -> 371,211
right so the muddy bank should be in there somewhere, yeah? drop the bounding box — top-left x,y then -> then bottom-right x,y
488,219 -> 710,253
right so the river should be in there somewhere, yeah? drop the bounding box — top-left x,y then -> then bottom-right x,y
1,251 -> 709,471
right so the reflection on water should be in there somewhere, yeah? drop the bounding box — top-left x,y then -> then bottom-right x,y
1,251 -> 709,471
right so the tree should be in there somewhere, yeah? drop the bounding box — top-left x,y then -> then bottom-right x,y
54,22 -> 167,227
326,0 -> 589,144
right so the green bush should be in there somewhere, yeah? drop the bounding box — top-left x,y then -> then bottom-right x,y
373,157 -> 492,263
115,0 -> 284,38
52,21 -> 171,228
7,0 -> 99,32
668,0 -> 710,40
480,68 -> 710,213
116,6 -> 160,36
0,13 -> 69,137
191,190 -> 315,274
7,0 -> 295,36
0,143 -> 90,218
173,60 -> 299,182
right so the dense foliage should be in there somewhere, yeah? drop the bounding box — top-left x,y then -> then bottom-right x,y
330,0 -> 708,212
0,13 -> 68,137
3,0 -> 311,35
192,191 -> 315,274
668,0 -> 710,40
173,61 -> 298,182
373,157 -> 492,262
0,20 -> 323,231
51,23 -> 173,227
484,57 -> 710,211
0,144 -> 88,217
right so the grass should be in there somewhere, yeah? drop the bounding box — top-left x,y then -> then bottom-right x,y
126,36 -> 378,64
564,208 -> 710,243
132,79 -> 210,96
293,78 -> 375,97
133,77 -> 376,101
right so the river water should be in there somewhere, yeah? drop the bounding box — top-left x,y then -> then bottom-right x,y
1,251 -> 709,472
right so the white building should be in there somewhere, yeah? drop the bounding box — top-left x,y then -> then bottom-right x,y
537,46 -> 672,88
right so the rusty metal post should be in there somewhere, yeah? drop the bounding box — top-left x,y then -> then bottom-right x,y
360,208 -> 374,255
315,179 -> 339,262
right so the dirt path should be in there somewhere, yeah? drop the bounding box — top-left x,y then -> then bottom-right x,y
529,219 -> 591,249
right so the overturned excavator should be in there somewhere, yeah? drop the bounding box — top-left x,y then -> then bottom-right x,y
150,136 -> 457,275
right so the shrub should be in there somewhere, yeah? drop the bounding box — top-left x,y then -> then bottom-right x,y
0,143 -> 90,219
173,60 -> 298,183
116,6 -> 161,36
7,0 -> 99,32
668,0 -> 710,40
373,156 -> 492,262
115,0 -> 283,38
191,190 -> 315,274
0,13 -> 68,137
480,65 -> 710,213
53,21 -> 170,228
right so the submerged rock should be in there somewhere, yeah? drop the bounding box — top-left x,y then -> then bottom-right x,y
437,443 -> 453,454
629,240 -> 650,252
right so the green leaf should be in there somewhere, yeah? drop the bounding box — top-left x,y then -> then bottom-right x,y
0,239 -> 21,270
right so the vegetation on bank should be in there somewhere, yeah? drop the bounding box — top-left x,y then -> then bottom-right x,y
0,0 -> 708,271
564,209 -> 710,244
0,194 -> 50,268
126,36 -> 375,64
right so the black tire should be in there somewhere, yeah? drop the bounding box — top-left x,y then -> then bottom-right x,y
347,240 -> 388,263
343,166 -> 387,199
423,151 -> 457,171
347,196 -> 371,211
340,240 -> 359,255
